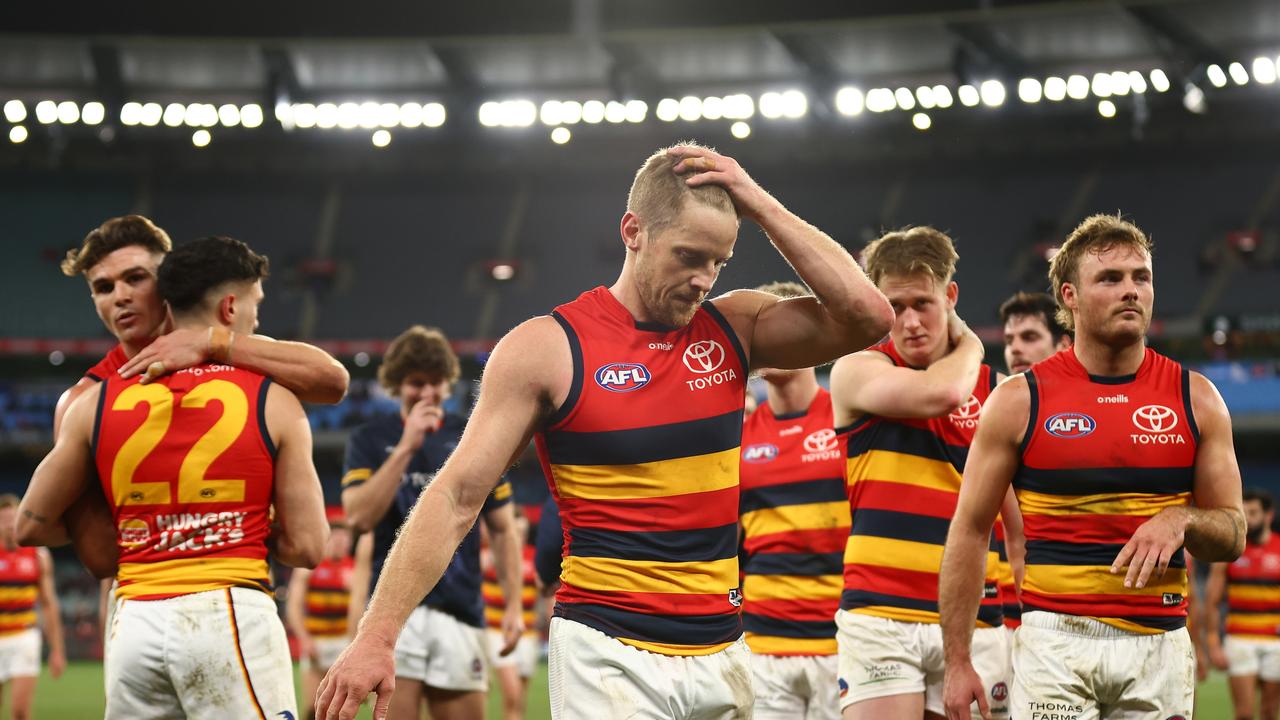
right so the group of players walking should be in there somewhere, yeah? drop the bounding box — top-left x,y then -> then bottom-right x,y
4,142 -> 1276,720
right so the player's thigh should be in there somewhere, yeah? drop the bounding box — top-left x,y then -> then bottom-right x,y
1228,674 -> 1260,717
0,629 -> 40,687
7,675 -> 35,718
493,663 -> 526,706
388,676 -> 426,720
1227,636 -> 1264,678
1009,623 -> 1099,720
801,655 -> 840,720
104,600 -> 181,720
1102,629 -> 1194,720
547,617 -> 676,720
836,611 -> 928,713
842,692 -> 924,720
1258,640 -> 1280,684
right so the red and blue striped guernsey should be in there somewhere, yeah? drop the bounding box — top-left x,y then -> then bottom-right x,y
535,286 -> 747,656
740,388 -> 849,656
1225,532 -> 1280,640
839,338 -> 1004,627
1016,347 -> 1197,634
0,547 -> 39,636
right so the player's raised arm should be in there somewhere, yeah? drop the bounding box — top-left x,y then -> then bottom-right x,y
830,308 -> 984,423
316,316 -> 560,720
119,328 -> 350,404
267,382 -> 329,569
667,145 -> 892,370
939,375 -> 1029,720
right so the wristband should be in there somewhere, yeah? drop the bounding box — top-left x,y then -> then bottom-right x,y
210,326 -> 233,364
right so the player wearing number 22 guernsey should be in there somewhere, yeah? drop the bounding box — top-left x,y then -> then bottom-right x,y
18,236 -> 329,720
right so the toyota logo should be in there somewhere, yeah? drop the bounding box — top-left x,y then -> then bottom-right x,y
1132,404 -> 1178,433
803,428 -> 838,452
682,340 -> 725,374
950,395 -> 982,420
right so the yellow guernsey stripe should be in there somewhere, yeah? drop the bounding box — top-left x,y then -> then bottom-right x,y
1016,489 -> 1192,517
617,637 -> 735,656
551,447 -> 738,500
844,535 -> 944,575
0,587 -> 37,603
745,634 -> 836,656
743,574 -> 843,602
849,606 -> 942,624
0,612 -> 37,630
1229,586 -> 1280,603
741,502 -> 850,538
306,591 -> 349,609
846,450 -> 959,494
1023,564 -> 1186,597
117,557 -> 269,599
341,468 -> 372,487
1228,613 -> 1280,626
561,555 -> 737,596
304,618 -> 348,635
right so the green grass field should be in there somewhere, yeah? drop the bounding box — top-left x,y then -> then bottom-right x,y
0,661 -> 1235,718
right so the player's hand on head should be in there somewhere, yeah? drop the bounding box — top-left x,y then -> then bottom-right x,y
943,662 -> 990,720
666,145 -> 773,220
1111,505 -> 1189,589
118,325 -> 214,383
316,633 -> 396,720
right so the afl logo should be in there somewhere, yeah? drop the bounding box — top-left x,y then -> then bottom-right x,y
803,429 -> 839,453
949,395 -> 982,420
594,363 -> 651,393
1132,404 -> 1178,433
682,340 -> 725,374
743,443 -> 779,464
1045,412 -> 1096,438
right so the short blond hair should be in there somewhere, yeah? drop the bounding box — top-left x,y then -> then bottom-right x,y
862,227 -> 958,287
1049,214 -> 1153,331
754,281 -> 810,299
627,142 -> 737,237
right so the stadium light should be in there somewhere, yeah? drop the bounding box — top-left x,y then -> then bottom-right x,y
1150,69 -> 1171,93
780,90 -> 807,118
400,102 -> 424,128
1128,71 -> 1147,94
1253,57 -> 1278,84
605,101 -> 627,123
240,104 -> 262,129
865,88 -> 895,113
759,92 -> 782,119
679,96 -> 703,122
1183,84 -> 1206,114
81,101 -> 105,125
581,100 -> 605,124
315,103 -> 338,128
1229,62 -> 1249,85
730,121 -> 750,139
371,129 -> 391,147
835,87 -> 864,116
1090,73 -> 1113,98
958,85 -> 980,107
701,96 -> 724,120
191,129 -> 211,147
539,100 -> 562,126
422,102 -> 446,128
140,103 -> 162,126
218,104 -> 241,127
556,101 -> 581,125
376,103 -> 399,128
932,85 -> 953,108
1097,99 -> 1117,118
3,99 -> 26,123
656,98 -> 679,122
294,104 -> 318,128
912,112 -> 931,130
722,94 -> 754,119
162,103 -> 185,127
120,102 -> 143,126
1109,71 -> 1131,95
337,102 -> 359,129
356,101 -> 380,129
34,100 -> 57,124
56,101 -> 79,124
551,126 -> 571,144
915,86 -> 935,109
625,100 -> 647,123
1206,64 -> 1227,88
1017,78 -> 1042,103
979,80 -> 1005,107
1043,77 -> 1067,102
894,87 -> 916,111
8,125 -> 27,143
1066,75 -> 1089,100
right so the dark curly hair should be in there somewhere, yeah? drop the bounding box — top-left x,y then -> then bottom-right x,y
157,236 -> 269,315
378,326 -> 461,393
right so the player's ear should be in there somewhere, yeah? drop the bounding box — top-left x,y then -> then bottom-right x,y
215,293 -> 236,326
944,280 -> 958,308
621,212 -> 643,252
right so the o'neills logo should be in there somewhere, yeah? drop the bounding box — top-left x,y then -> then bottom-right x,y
1130,404 -> 1185,445
949,395 -> 982,429
683,340 -> 737,391
801,429 -> 841,462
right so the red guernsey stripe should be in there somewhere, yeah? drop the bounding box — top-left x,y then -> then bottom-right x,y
747,598 -> 840,622
557,485 -> 738,531
1023,514 -> 1146,544
852,481 -> 958,520
556,584 -> 734,617
844,564 -> 941,604
1022,589 -> 1186,617
744,529 -> 847,556
1230,599 -> 1280,613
